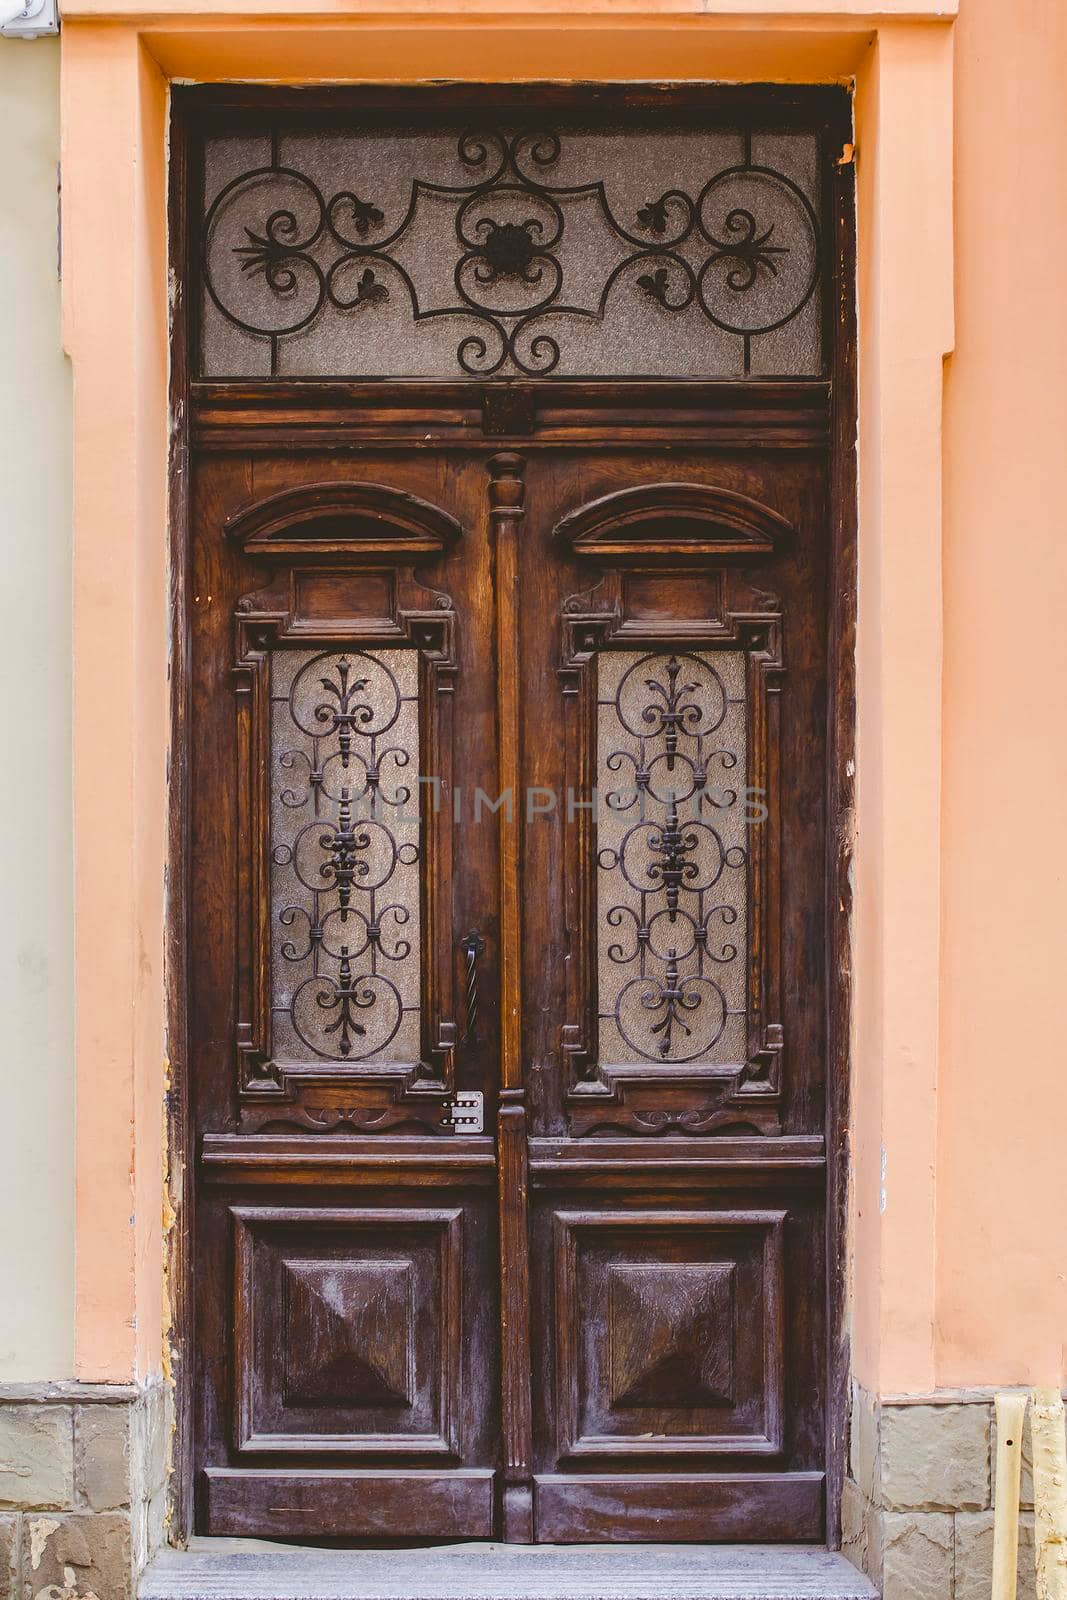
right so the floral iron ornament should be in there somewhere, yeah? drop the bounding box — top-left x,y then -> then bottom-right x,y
271,650 -> 421,1065
202,126 -> 822,377
596,651 -> 749,1068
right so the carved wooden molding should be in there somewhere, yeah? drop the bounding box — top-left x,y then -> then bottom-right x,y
485,451 -> 535,1542
232,1206 -> 463,1458
556,482 -> 796,563
231,565 -> 460,1135
552,1209 -> 786,1462
225,480 -> 464,559
558,568 -> 785,1139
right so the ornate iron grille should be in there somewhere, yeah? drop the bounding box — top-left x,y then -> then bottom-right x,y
596,650 -> 748,1068
270,647 -> 421,1065
200,124 -> 823,378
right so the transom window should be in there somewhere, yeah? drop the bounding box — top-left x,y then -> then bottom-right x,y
198,120 -> 825,379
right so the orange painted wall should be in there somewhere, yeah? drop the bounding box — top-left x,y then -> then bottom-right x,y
53,0 -> 1067,1399
936,0 -> 1067,1389
61,26 -> 169,1381
851,21 -> 954,1397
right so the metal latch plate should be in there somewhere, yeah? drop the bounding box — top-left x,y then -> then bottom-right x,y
445,1089 -> 484,1134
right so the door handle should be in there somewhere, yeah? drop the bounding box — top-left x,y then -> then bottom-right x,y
461,929 -> 486,1043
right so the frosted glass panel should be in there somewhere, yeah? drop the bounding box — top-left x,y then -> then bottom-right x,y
596,651 -> 748,1068
200,124 -> 822,378
270,648 -> 421,1065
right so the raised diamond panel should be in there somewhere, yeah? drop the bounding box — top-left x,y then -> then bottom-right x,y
553,1208 -> 785,1459
608,1261 -> 735,1408
283,1259 -> 415,1408
232,1206 -> 462,1456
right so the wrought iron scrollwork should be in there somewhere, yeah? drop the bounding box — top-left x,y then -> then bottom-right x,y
271,649 -> 421,1064
201,125 -> 822,377
596,651 -> 748,1067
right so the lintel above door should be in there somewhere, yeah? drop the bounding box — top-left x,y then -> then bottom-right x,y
189,378 -> 833,451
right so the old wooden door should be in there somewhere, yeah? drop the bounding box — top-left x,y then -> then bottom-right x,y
179,86 -> 853,1546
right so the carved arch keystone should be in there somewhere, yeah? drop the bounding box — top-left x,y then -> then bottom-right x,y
225,480 -> 464,559
556,482 -> 796,562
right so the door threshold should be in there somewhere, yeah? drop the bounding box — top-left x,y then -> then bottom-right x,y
140,1539 -> 878,1600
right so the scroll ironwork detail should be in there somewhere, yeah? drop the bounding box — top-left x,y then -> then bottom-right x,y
201,126 -> 822,378
596,650 -> 748,1068
270,648 -> 421,1064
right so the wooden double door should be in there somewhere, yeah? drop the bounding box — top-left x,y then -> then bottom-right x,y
188,421 -> 836,1544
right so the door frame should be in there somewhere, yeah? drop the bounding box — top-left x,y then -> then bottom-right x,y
57,1 -> 954,1561
166,77 -> 857,1545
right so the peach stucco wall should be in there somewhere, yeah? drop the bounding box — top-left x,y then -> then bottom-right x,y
60,26 -> 169,1382
45,0 -> 1066,1401
936,0 -> 1067,1389
850,20 -> 954,1397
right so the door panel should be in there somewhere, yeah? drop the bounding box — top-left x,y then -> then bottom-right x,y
520,450 -> 828,1141
231,1206 -> 465,1457
188,438 -> 833,1543
532,1473 -> 823,1545
179,85 -> 852,1547
518,451 -> 829,1539
552,1208 -> 786,1458
203,1466 -> 496,1540
189,452 -> 503,1538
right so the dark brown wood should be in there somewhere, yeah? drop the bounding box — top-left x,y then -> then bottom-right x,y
556,555 -> 787,1137
186,445 -> 503,1539
176,79 -> 850,130
204,1468 -> 495,1538
172,83 -> 856,1548
228,520 -> 464,1126
231,1207 -> 464,1457
552,1210 -> 786,1460
165,96 -> 195,1548
190,380 -> 831,455
521,445 -> 831,1536
533,1472 -> 824,1544
223,480 -> 463,557
488,454 -> 535,1542
528,1135 -> 826,1187
824,115 -> 859,1553
556,481 -> 797,561
200,1134 -> 497,1186
489,453 -> 527,1104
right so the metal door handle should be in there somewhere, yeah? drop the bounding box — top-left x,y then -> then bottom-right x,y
461,929 -> 485,1043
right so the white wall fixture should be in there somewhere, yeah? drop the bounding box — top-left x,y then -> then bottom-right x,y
0,0 -> 58,37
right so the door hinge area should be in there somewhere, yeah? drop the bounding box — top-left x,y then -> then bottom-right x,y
444,1089 -> 484,1134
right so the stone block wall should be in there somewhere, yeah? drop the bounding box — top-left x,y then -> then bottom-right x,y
844,1384 -> 1036,1600
0,1383 -> 169,1600
0,1373 -> 1042,1598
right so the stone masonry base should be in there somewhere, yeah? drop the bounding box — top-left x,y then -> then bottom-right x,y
1,1376 -> 1042,1599
0,1382 -> 169,1600
844,1383 -> 1037,1600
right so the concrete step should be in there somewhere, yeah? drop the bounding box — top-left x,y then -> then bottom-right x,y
141,1539 -> 878,1600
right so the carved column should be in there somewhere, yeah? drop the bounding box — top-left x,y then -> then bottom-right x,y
487,452 -> 534,1541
